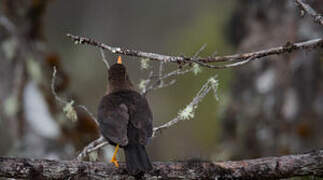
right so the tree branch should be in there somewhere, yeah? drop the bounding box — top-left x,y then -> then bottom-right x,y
152,76 -> 219,137
73,38 -> 323,159
51,66 -> 99,124
66,33 -> 323,68
296,0 -> 323,26
1,150 -> 323,179
76,136 -> 108,161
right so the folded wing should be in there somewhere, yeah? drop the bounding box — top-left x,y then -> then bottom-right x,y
98,94 -> 129,146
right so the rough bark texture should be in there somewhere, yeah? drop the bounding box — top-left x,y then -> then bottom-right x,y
1,150 -> 323,179
221,0 -> 323,159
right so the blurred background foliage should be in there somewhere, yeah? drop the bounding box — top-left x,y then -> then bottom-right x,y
1,2 -> 323,178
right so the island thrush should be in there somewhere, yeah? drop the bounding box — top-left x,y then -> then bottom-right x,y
97,56 -> 153,175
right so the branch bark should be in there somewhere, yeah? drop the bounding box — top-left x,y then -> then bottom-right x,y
1,150 -> 323,179
66,33 -> 323,69
296,0 -> 323,26
76,136 -> 108,161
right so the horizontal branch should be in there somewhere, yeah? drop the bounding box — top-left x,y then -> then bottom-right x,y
66,33 -> 323,68
296,0 -> 323,26
1,150 -> 323,179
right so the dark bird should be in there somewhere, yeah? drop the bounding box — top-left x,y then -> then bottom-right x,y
97,56 -> 153,175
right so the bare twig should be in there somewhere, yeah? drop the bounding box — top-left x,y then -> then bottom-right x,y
157,61 -> 165,87
52,67 -> 103,160
51,66 -> 68,104
191,56 -> 254,69
139,71 -> 154,95
52,68 -> 100,164
77,105 -> 98,125
51,66 -> 98,124
152,76 -> 219,137
142,66 -> 192,95
67,33 -> 323,68
99,48 -> 110,70
296,0 -> 323,26
150,79 -> 176,92
193,43 -> 207,58
1,150 -> 323,179
76,136 -> 108,160
141,44 -> 209,96
158,62 -> 164,78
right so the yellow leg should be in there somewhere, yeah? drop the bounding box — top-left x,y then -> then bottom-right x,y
110,144 -> 119,168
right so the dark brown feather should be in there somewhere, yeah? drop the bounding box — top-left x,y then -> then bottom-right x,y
98,89 -> 153,146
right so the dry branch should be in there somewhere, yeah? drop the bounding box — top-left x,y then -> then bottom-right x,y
51,66 -> 99,125
1,150 -> 323,179
152,76 -> 219,137
76,136 -> 108,161
66,33 -> 323,68
296,0 -> 323,26
67,36 -> 323,159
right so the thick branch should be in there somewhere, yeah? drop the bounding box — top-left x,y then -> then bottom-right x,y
1,150 -> 323,179
296,0 -> 323,26
66,33 -> 323,68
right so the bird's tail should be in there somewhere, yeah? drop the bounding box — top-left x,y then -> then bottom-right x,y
124,143 -> 152,175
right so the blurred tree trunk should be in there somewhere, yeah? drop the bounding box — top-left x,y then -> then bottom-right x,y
0,0 -> 98,158
221,0 -> 323,159
0,0 -> 49,155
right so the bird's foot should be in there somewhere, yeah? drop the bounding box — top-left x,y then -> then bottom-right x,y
110,156 -> 119,168
110,144 -> 120,168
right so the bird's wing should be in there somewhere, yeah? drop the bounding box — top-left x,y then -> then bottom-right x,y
128,92 -> 153,145
97,94 -> 129,146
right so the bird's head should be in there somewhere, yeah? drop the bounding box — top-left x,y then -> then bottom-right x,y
107,56 -> 134,94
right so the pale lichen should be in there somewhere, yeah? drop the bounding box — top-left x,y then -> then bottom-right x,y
63,100 -> 78,122
141,58 -> 150,69
139,79 -> 149,92
178,105 -> 194,120
209,76 -> 219,100
192,64 -> 202,75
